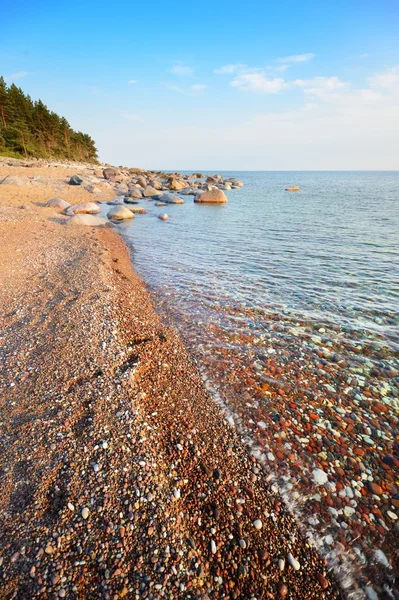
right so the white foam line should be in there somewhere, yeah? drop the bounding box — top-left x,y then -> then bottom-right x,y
199,366 -> 370,600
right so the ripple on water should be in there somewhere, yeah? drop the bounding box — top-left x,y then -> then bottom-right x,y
120,171 -> 399,597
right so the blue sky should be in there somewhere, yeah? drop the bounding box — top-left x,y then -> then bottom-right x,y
2,0 -> 399,169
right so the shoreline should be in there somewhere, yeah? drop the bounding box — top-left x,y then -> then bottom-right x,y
0,159 -> 343,598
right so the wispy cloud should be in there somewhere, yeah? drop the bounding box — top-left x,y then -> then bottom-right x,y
128,79 -> 138,84
276,53 -> 315,64
294,76 -> 346,96
165,82 -> 207,96
122,113 -> 144,122
5,71 -> 28,82
368,66 -> 399,90
169,64 -> 193,76
214,63 -> 246,74
230,72 -> 287,93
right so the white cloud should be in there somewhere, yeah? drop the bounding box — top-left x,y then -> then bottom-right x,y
230,72 -> 287,93
165,83 -> 207,96
277,53 -> 315,64
5,71 -> 28,82
214,63 -> 246,74
122,113 -> 143,121
128,79 -> 137,84
169,65 -> 193,76
98,64 -> 399,170
368,66 -> 399,90
294,76 -> 347,96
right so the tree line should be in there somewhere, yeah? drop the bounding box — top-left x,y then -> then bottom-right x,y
0,76 -> 98,162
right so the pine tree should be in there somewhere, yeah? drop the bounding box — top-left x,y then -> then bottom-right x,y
0,76 -> 98,161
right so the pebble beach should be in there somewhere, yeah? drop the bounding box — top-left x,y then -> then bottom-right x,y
0,160 -> 398,600
0,160 -> 344,599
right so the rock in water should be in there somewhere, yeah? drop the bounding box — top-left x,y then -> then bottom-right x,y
46,198 -> 70,210
194,188 -> 228,204
103,167 -> 119,181
160,193 -> 184,205
69,175 -> 83,185
126,188 -> 143,199
143,186 -> 162,198
168,179 -> 186,191
107,206 -> 135,220
126,206 -> 147,214
312,469 -> 328,485
158,213 -> 169,221
66,202 -> 100,215
66,215 -> 107,227
285,186 -> 300,191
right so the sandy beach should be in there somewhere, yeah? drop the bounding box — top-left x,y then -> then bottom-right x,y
0,160 -> 344,599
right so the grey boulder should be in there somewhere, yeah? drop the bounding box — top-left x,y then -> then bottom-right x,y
66,202 -> 100,215
107,206 -> 135,220
47,198 -> 70,210
66,214 -> 107,227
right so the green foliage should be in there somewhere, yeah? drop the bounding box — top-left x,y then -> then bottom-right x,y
0,76 -> 98,162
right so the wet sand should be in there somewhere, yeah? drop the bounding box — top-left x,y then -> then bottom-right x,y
0,161 -> 343,599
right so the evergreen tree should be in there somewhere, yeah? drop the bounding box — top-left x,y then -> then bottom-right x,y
0,76 -> 98,161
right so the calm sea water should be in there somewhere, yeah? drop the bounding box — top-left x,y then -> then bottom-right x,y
118,172 -> 399,598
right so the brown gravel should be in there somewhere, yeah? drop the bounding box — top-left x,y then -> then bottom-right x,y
0,162 -> 344,599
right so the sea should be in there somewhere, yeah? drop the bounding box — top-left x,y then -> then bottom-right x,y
116,171 -> 399,599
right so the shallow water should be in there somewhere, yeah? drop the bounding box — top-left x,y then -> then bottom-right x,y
118,172 -> 399,598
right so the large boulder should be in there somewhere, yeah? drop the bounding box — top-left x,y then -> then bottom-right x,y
160,193 -> 184,205
143,186 -> 162,198
157,213 -> 169,221
148,179 -> 163,190
127,206 -> 147,214
65,202 -> 100,215
107,206 -> 135,220
192,172 -> 204,178
66,214 -> 107,227
69,175 -> 83,185
47,198 -> 70,210
194,188 -> 228,204
168,179 -> 186,191
103,167 -> 119,181
0,175 -> 25,185
136,177 -> 148,188
115,183 -> 129,195
126,188 -> 143,199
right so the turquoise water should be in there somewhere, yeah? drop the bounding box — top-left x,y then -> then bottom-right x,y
118,172 -> 399,597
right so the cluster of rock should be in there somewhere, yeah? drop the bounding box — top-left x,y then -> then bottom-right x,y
99,167 -> 243,206
60,167 -> 244,225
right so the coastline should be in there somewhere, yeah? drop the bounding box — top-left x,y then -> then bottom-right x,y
0,160 -> 343,598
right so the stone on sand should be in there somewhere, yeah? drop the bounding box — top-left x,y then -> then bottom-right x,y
66,214 -> 107,227
66,202 -> 100,215
47,198 -> 70,210
107,206 -> 135,220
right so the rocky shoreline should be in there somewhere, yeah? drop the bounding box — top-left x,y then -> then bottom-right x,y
0,158 -> 343,599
